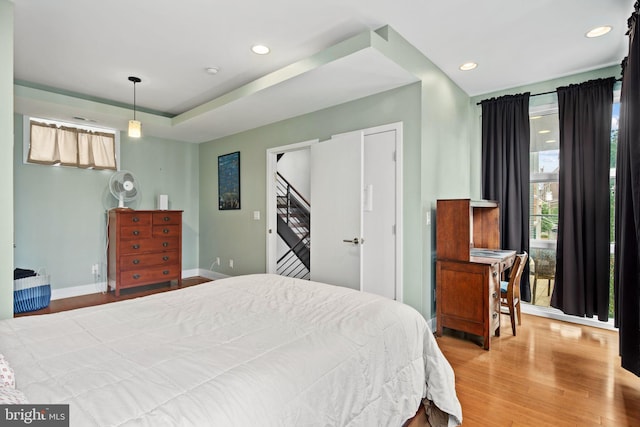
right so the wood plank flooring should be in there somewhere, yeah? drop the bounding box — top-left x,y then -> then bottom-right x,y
438,314 -> 640,426
14,277 -> 211,316
15,278 -> 640,426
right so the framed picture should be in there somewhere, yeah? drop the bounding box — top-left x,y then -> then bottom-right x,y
218,151 -> 240,210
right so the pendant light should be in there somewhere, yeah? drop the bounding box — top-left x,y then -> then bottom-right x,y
128,76 -> 142,138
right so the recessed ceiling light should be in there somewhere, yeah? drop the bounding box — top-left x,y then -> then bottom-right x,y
205,67 -> 219,75
459,62 -> 478,71
545,139 -> 556,144
251,44 -> 270,55
538,130 -> 551,134
586,26 -> 612,38
530,115 -> 542,120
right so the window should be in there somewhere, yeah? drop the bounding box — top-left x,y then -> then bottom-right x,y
529,109 -> 559,244
529,94 -> 620,313
23,117 -> 119,170
529,108 -> 559,306
609,99 -> 619,318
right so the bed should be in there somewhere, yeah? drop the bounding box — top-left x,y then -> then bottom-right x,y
0,274 -> 462,426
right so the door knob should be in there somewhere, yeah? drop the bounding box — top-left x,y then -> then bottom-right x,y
342,237 -> 363,244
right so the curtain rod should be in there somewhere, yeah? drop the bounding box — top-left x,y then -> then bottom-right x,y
475,77 -> 622,105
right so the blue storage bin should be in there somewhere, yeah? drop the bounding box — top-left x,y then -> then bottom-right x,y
14,274 -> 51,313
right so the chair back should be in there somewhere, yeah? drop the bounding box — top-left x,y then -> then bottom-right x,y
505,252 -> 528,300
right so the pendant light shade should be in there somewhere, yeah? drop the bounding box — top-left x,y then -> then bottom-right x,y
128,119 -> 141,138
128,76 -> 142,138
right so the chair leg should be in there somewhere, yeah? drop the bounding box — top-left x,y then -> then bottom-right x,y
510,305 -> 517,336
547,279 -> 551,296
515,300 -> 521,325
532,277 -> 538,305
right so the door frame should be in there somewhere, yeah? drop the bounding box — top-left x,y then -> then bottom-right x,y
266,139 -> 318,275
264,122 -> 403,302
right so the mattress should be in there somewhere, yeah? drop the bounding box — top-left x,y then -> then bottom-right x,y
0,274 -> 462,426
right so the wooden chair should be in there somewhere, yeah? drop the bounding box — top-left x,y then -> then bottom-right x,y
500,252 -> 528,336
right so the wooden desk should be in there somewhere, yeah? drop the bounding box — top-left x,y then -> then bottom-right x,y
436,249 -> 515,350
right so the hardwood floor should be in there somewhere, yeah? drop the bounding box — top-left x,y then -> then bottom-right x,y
14,276 -> 211,317
438,314 -> 640,426
15,279 -> 640,426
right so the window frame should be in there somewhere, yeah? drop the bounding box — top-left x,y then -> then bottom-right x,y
529,103 -> 560,251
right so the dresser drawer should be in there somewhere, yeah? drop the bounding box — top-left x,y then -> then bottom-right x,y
118,237 -> 180,255
117,212 -> 152,226
119,225 -> 152,240
120,250 -> 179,271
152,224 -> 181,238
153,212 -> 181,225
120,265 -> 181,287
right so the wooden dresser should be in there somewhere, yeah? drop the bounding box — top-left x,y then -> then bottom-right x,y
108,209 -> 182,296
435,199 -> 515,350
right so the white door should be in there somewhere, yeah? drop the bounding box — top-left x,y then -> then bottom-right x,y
310,131 -> 363,290
362,129 -> 397,299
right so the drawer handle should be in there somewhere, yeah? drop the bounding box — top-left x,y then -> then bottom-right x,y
133,259 -> 140,265
492,313 -> 498,319
492,292 -> 497,299
492,271 -> 498,277
132,244 -> 140,249
163,216 -> 170,222
133,274 -> 141,279
163,256 -> 169,261
132,217 -> 140,223
163,228 -> 170,234
162,242 -> 169,247
133,230 -> 140,236
163,270 -> 170,275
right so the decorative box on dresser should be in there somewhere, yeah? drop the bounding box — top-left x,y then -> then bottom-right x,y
108,209 -> 183,296
435,199 -> 515,350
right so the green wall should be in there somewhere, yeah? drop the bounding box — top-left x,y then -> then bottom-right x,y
199,82 -> 420,272
0,0 -> 14,320
199,74 -> 472,318
13,116 -> 200,295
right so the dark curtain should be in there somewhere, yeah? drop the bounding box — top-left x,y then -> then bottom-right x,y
552,78 -> 615,321
615,3 -> 640,377
481,93 -> 531,302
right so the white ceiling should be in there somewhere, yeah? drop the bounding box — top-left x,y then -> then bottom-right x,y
12,0 -> 634,143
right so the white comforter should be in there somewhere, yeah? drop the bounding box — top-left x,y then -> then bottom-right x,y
0,274 -> 462,426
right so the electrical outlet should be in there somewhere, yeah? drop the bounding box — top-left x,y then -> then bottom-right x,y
229,259 -> 234,268
91,263 -> 99,274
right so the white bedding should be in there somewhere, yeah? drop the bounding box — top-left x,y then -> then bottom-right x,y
0,274 -> 462,426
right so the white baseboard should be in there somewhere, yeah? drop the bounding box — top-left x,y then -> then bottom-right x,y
51,282 -> 108,300
50,269 -> 230,301
520,303 -> 617,331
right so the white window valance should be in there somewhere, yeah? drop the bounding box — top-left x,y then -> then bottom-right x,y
28,120 -> 117,170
